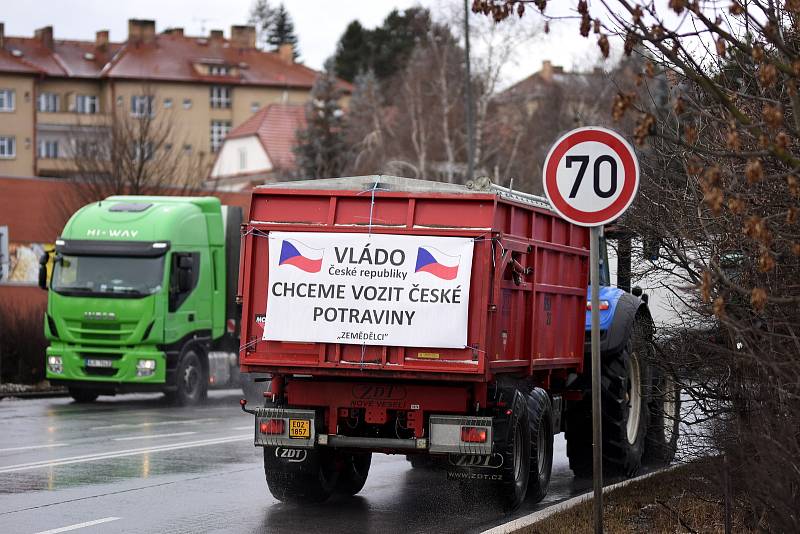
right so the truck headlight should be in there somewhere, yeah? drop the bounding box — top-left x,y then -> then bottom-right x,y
47,355 -> 63,374
136,359 -> 157,377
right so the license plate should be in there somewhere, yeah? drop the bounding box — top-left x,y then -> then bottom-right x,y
289,419 -> 310,439
85,358 -> 114,368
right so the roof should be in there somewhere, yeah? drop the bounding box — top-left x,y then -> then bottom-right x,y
501,65 -> 600,102
227,103 -> 306,170
0,31 -> 351,91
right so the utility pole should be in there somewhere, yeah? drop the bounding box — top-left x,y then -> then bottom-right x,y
463,0 -> 475,182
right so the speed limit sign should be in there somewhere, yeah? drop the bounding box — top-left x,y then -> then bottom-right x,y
542,126 -> 639,227
542,126 -> 639,534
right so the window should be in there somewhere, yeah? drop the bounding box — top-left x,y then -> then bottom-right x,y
133,141 -> 154,162
76,95 -> 98,114
130,95 -> 154,117
183,98 -> 192,110
183,144 -> 193,154
38,139 -> 59,159
210,120 -> 231,152
210,86 -> 231,109
38,92 -> 60,113
164,143 -> 173,151
209,65 -> 230,76
0,89 -> 15,111
0,136 -> 16,158
250,102 -> 260,113
163,98 -> 173,109
238,147 -> 247,170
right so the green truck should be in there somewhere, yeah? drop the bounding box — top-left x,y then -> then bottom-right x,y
40,196 -> 255,405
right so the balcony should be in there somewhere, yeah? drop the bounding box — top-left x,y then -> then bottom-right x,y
35,112 -> 110,127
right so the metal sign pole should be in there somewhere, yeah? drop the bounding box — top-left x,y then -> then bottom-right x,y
590,225 -> 603,534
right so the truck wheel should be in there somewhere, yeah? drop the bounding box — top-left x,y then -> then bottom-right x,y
335,452 -> 371,496
69,388 -> 99,403
497,391 -> 532,510
174,348 -> 207,406
264,447 -> 338,503
601,330 -> 649,477
527,388 -> 554,503
643,368 -> 680,465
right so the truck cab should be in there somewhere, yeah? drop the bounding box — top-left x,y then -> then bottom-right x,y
43,196 -> 244,404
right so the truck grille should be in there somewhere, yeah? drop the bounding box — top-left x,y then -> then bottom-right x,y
65,320 -> 138,344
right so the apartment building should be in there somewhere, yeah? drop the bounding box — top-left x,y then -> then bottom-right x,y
0,19 -> 334,179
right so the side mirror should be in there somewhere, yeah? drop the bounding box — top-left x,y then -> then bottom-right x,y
38,253 -> 49,290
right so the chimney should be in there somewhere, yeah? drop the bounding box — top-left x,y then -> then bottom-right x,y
163,27 -> 184,37
278,43 -> 294,64
34,26 -> 54,50
230,25 -> 255,48
0,23 -> 5,49
95,30 -> 109,50
540,60 -> 553,82
209,29 -> 224,41
128,19 -> 156,45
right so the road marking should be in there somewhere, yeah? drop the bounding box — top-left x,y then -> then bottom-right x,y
0,443 -> 67,453
91,417 -> 221,430
113,431 -> 197,442
34,516 -> 121,534
0,434 -> 250,474
233,425 -> 253,430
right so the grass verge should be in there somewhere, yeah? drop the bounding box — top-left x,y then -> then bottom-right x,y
524,459 -> 756,534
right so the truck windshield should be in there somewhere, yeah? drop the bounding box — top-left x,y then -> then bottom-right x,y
51,255 -> 165,298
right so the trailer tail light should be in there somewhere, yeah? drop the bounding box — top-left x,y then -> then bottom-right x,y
460,426 -> 488,443
586,300 -> 610,311
260,419 -> 285,435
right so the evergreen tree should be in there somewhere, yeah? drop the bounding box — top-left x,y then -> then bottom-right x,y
333,21 -> 370,83
332,8 -> 431,83
266,3 -> 299,59
293,60 -> 347,179
248,0 -> 273,50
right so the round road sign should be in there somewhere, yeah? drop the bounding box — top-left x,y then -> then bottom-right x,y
542,126 -> 639,227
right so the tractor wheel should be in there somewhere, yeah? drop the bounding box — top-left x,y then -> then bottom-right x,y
643,368 -> 680,465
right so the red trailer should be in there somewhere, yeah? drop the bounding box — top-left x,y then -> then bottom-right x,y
238,176 -> 660,509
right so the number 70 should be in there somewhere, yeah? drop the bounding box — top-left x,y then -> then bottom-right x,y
565,155 -> 618,199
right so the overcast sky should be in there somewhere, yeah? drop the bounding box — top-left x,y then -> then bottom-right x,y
1,0 -> 605,85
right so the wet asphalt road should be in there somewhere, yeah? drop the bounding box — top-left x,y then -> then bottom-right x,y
0,390 -> 597,534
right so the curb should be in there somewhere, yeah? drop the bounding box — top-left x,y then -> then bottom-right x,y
0,389 -> 68,400
482,464 -> 680,534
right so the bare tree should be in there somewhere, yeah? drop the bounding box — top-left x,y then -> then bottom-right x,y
65,86 -> 209,207
478,1 -> 800,530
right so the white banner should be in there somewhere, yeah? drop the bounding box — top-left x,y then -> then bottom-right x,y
263,231 -> 474,348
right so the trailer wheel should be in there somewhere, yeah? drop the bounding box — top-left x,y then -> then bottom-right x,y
173,348 -> 207,406
69,388 -> 99,403
335,452 -> 372,496
526,388 -> 554,503
497,391 -> 532,510
406,455 -> 434,469
263,447 -> 339,503
643,368 -> 680,465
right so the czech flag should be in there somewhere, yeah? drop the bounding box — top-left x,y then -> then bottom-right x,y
278,239 -> 323,273
415,247 -> 460,280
